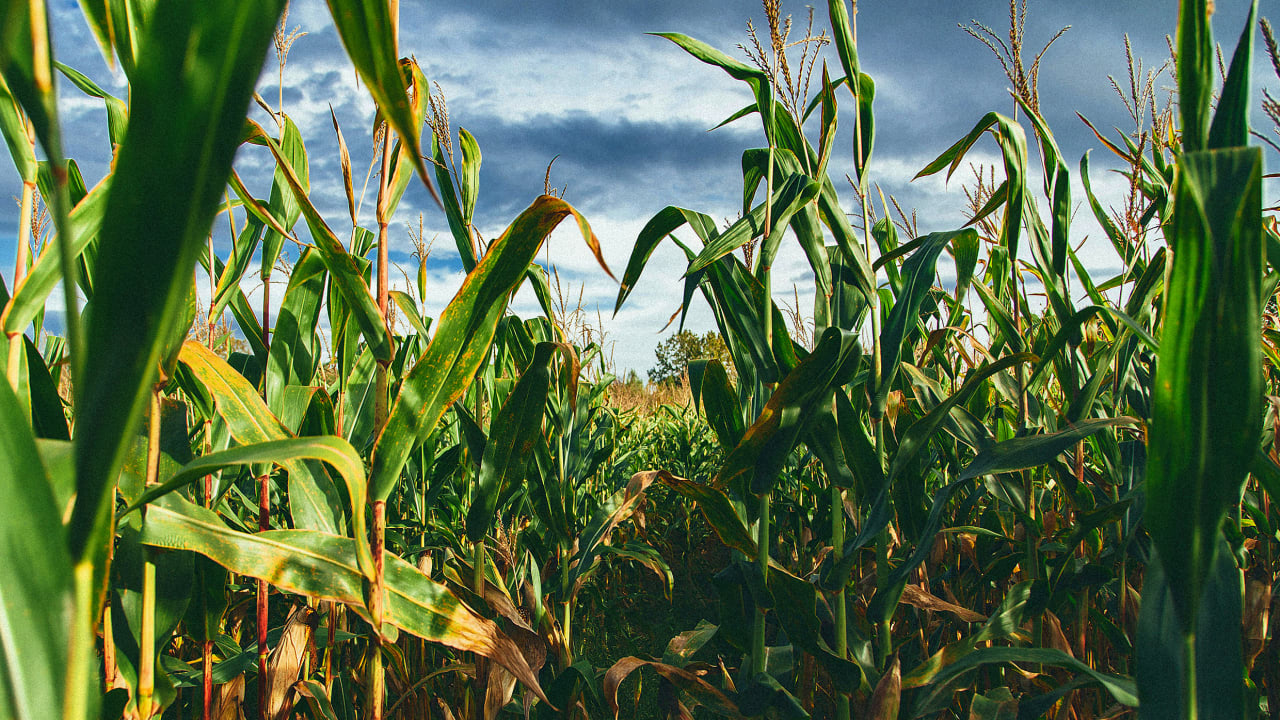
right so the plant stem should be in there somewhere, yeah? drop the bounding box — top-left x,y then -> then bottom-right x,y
752,490 -> 772,676
472,539 -> 486,597
561,600 -> 574,671
370,499 -> 387,720
138,385 -> 162,719
1184,631 -> 1198,720
368,8 -> 396,708
875,524 -> 891,670
5,180 -> 33,391
139,559 -> 157,719
256,477 -> 269,718
64,561 -> 96,720
831,483 -> 850,720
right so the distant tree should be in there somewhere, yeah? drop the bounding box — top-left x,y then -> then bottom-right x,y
648,330 -> 734,385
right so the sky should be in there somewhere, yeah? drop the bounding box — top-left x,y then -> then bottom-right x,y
2,0 -> 1277,376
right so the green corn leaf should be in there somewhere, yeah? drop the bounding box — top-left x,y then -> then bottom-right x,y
389,289 -> 431,339
765,565 -> 863,691
369,195 -> 612,502
0,75 -> 35,183
0,0 -> 62,179
1137,537 -> 1243,720
688,174 -> 819,274
971,280 -> 1022,355
72,0 -> 113,69
800,395 -> 856,489
379,61 -> 431,223
689,358 -> 745,451
916,114 -> 1026,261
1080,150 -> 1139,265
889,353 -> 1035,485
54,61 -> 127,148
614,205 -> 717,315
654,32 -> 776,145
874,229 -> 977,417
951,228 -> 979,302
69,0 -> 286,562
0,332 -> 31,430
699,251 -> 798,384
826,0 -> 865,152
458,126 -> 481,224
228,168 -> 295,239
260,114 -> 309,280
1016,97 -> 1071,277
106,0 -> 157,81
138,493 -> 549,704
834,389 -> 884,494
909,649 -> 1136,715
265,247 -> 326,410
24,334 -> 67,440
0,378 -> 72,720
1177,0 -> 1214,152
1146,147 -> 1262,630
1207,0 -> 1257,150
716,327 -> 860,495
565,471 -> 658,594
341,347 -> 378,449
278,385 -> 336,439
198,247 -> 267,360
434,136 -> 478,273
959,418 -> 1139,481
209,217 -> 265,322
655,471 -> 756,557
181,555 -> 227,646
466,342 -> 563,543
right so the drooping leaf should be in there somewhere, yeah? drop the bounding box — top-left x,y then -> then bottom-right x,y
604,657 -> 740,718
120,435 -> 374,581
139,494 -> 548,704
959,418 -> 1139,481
370,195 -> 612,502
716,327 -> 860,494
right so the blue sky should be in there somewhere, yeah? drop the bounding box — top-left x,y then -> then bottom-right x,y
2,0 -> 1276,374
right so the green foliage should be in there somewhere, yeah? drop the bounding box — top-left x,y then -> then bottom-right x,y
648,329 -> 733,385
3,0 -> 1279,718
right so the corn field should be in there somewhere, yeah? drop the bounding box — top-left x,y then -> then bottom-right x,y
1,0 -> 1278,718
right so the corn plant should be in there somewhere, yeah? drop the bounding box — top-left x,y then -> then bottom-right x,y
4,0 -> 1280,718
608,0 -> 1276,718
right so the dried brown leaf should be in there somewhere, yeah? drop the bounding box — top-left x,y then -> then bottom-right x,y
900,583 -> 987,623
